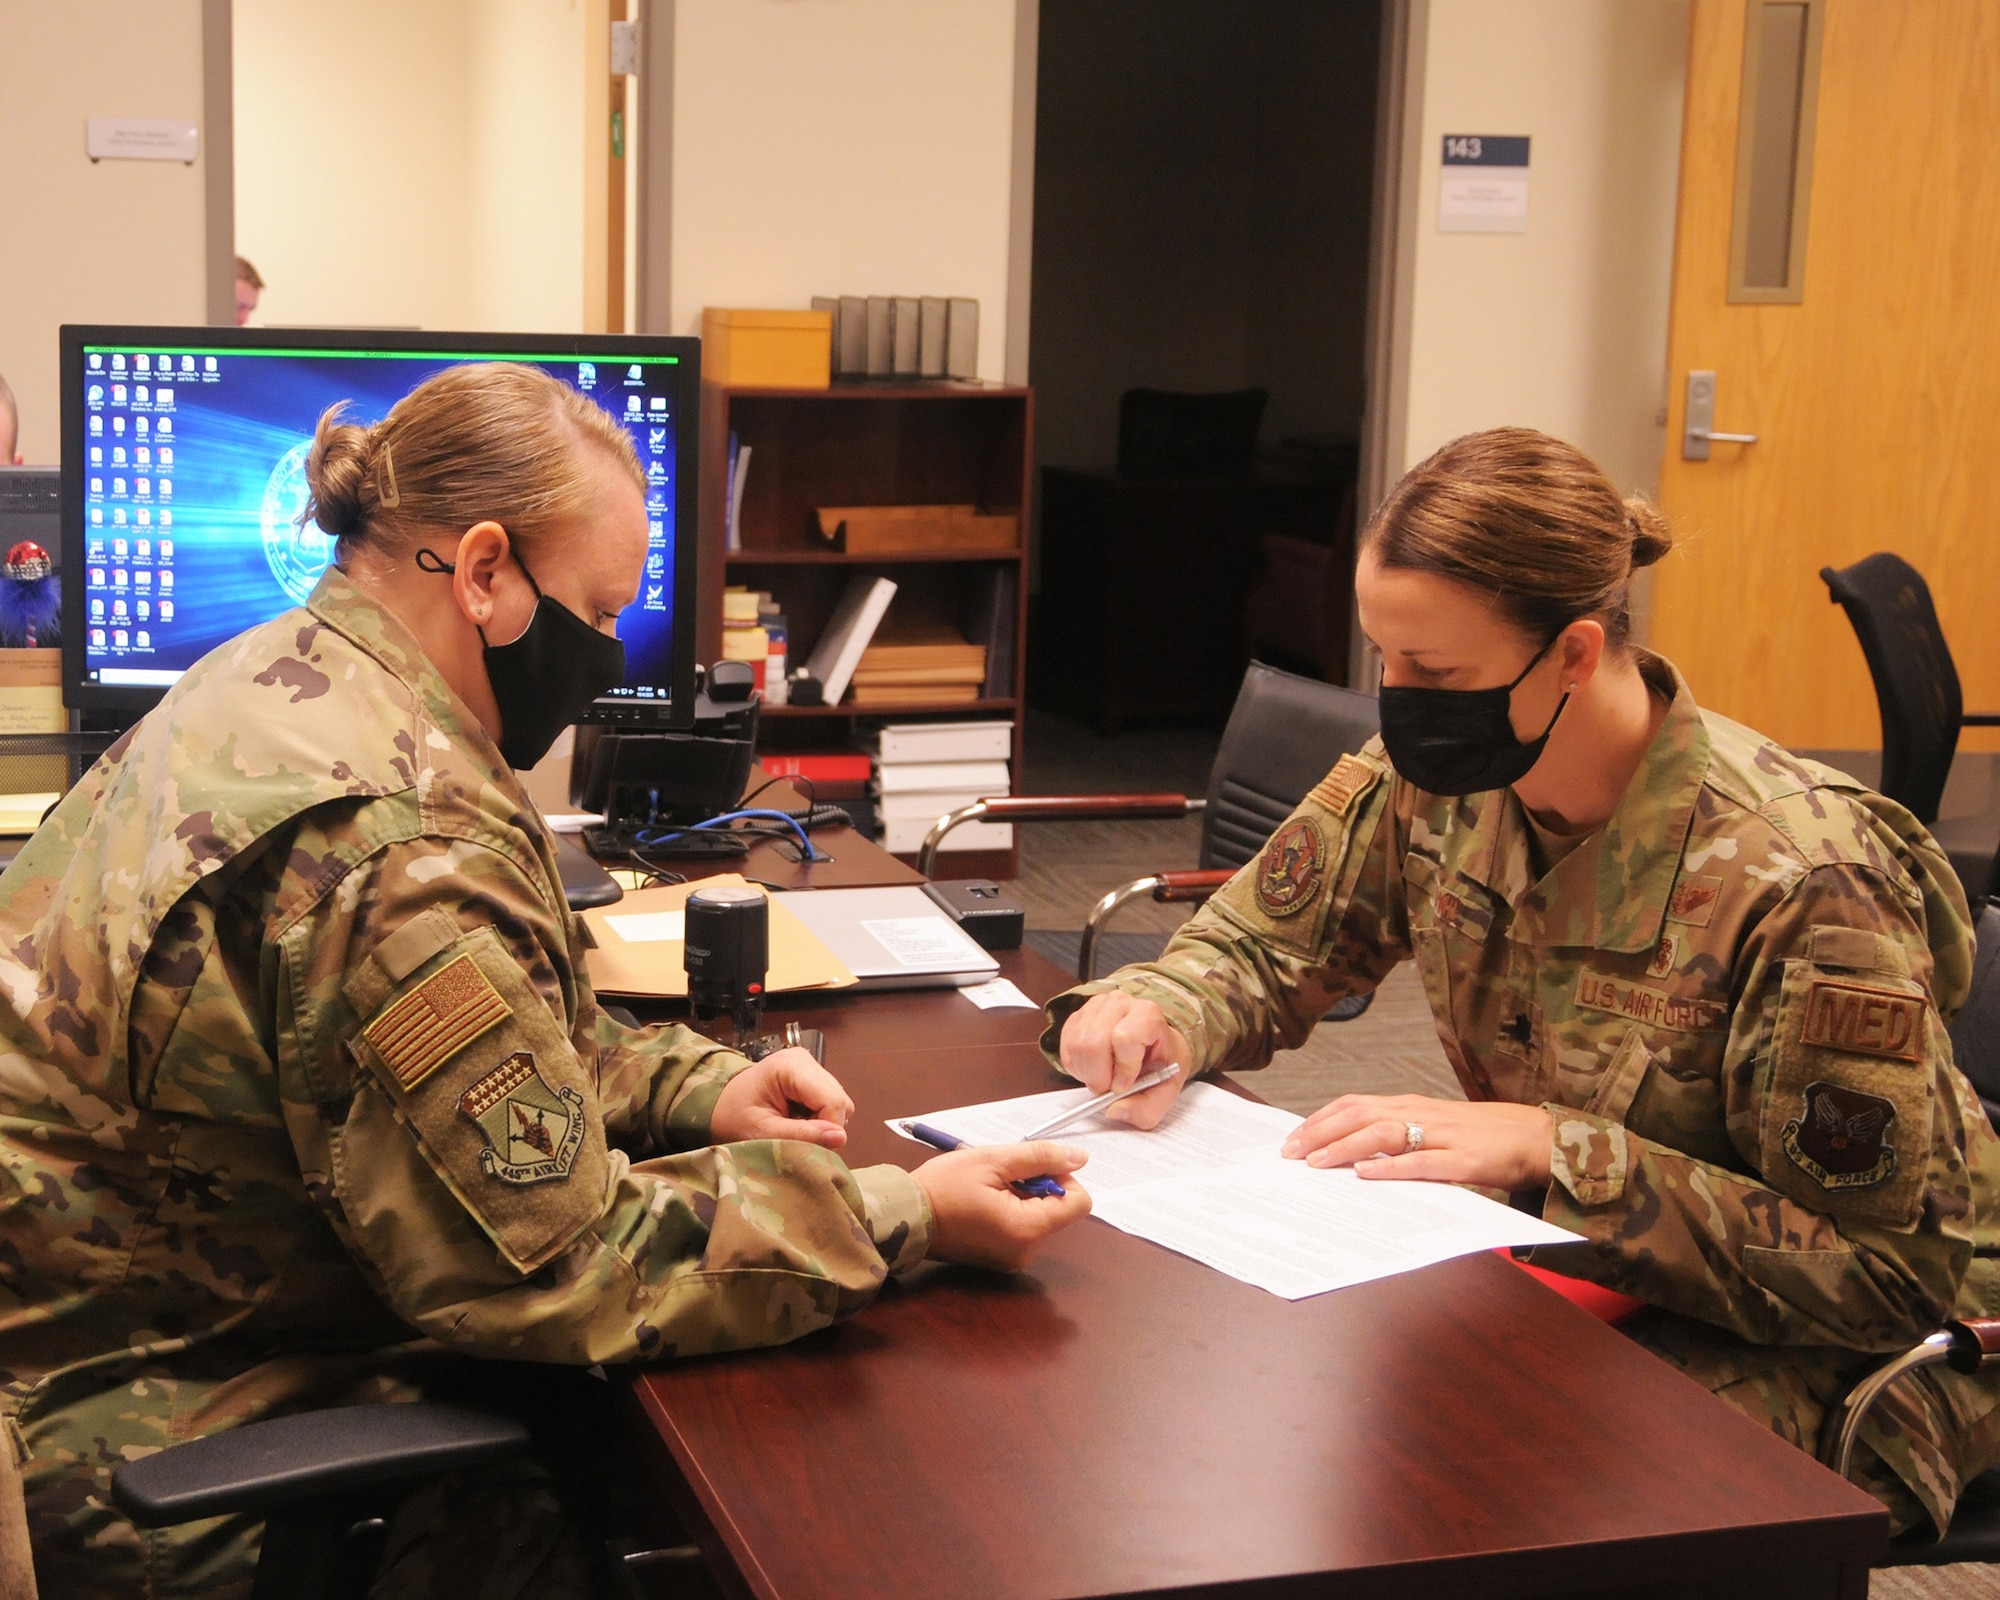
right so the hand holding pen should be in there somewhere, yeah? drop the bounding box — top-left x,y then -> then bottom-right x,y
907,1143 -> 1093,1272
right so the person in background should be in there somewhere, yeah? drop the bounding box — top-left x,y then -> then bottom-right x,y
0,371 -> 20,463
0,362 -> 1092,1597
1051,426 -> 2000,1541
235,254 -> 264,325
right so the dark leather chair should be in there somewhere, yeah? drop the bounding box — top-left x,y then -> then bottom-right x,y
920,661 -> 1380,983
1821,553 -> 2000,902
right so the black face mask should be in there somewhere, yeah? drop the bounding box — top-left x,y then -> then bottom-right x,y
415,546 -> 626,770
1377,634 -> 1570,795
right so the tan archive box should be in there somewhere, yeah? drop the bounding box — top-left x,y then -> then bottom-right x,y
701,308 -> 833,389
0,648 -> 66,805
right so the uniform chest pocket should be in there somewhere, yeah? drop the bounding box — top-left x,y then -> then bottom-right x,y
1759,931 -> 1936,1231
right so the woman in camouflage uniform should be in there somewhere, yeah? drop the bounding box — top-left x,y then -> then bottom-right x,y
1052,427 -> 2000,1538
0,363 -> 1091,1597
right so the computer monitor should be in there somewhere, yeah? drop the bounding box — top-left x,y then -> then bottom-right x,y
57,325 -> 700,731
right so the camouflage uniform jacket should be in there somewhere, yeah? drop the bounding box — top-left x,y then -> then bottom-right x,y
0,567 -> 931,1451
1047,656 -> 2000,1355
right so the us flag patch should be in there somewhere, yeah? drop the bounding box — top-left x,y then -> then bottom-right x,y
364,954 -> 512,1089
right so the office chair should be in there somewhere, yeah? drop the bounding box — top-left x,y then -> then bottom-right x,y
919,661 -> 1381,985
1821,553 -> 2000,902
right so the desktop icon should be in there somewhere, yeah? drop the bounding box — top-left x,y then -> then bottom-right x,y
88,540 -> 103,559
113,630 -> 127,649
135,478 -> 150,498
112,509 -> 127,526
112,479 -> 126,498
204,357 -> 217,373
112,538 -> 127,558
88,478 -> 102,498
135,356 -> 150,373
158,512 -> 172,529
88,384 -> 104,405
88,354 -> 103,370
648,427 -> 666,451
648,397 -> 666,412
159,447 -> 173,465
111,447 -> 126,465
135,447 -> 150,466
89,510 -> 103,528
89,568 -> 105,587
135,571 -> 151,590
626,395 -> 641,414
158,419 -> 172,435
90,417 -> 103,436
158,571 -> 173,591
626,364 -> 643,384
577,362 -> 596,387
136,631 -> 150,648
89,448 -> 103,466
646,553 -> 663,576
156,388 -> 173,408
647,460 -> 665,482
135,387 -> 149,406
110,354 -> 125,371
90,600 -> 103,620
159,539 -> 173,557
112,417 -> 125,435
136,509 -> 152,527
645,584 -> 663,606
158,479 -> 171,499
91,629 -> 105,649
112,600 -> 128,619
136,602 -> 150,622
159,601 -> 174,621
112,569 -> 127,588
136,540 -> 150,558
181,356 -> 194,372
112,385 -> 126,405
135,418 -> 149,437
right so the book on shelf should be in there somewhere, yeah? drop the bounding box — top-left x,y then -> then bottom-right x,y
724,432 -> 739,552
878,788 -> 1007,823
850,683 -> 982,707
850,664 -> 987,688
918,296 -> 949,377
760,752 -> 872,801
874,719 -> 1012,764
874,759 -> 1010,796
946,298 -> 979,378
958,566 -> 1017,699
864,297 -> 892,375
836,295 -> 868,374
726,442 -> 752,552
803,574 -> 898,705
890,296 -> 921,374
883,815 -> 1013,854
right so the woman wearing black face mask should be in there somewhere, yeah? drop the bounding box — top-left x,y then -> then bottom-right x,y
0,362 -> 1094,1597
1047,425 -> 2000,1539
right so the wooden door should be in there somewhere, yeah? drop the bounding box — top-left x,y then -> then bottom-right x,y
1650,0 -> 2000,751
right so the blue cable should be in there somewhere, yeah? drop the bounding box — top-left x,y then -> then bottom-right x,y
632,808 -> 826,861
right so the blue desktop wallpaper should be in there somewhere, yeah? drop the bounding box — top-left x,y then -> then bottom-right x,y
77,346 -> 680,697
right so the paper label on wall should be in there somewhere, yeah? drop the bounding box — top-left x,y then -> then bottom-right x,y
1439,134 -> 1530,233
86,117 -> 199,164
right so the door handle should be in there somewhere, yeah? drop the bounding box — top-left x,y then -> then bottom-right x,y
1682,371 -> 1758,460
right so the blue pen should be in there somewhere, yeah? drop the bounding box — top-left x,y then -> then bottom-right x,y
906,1122 -> 1067,1199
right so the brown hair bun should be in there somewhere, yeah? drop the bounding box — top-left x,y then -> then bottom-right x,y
1624,495 -> 1673,569
302,402 -> 374,543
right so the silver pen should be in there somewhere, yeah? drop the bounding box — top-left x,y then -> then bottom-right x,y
1019,1063 -> 1184,1140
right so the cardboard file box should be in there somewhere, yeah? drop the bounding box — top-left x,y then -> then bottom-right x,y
702,308 -> 833,389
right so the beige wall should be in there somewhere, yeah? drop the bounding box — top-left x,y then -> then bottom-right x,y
1401,0 -> 1691,495
234,0 -> 597,334
666,0 -> 1019,380
0,0 -> 211,464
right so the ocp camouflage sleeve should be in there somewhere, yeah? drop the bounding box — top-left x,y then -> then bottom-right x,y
281,829 -> 930,1363
1533,857 -> 2000,1351
1041,749 -> 1406,1072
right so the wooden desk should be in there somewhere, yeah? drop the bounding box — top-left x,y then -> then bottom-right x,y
606,775 -> 923,891
620,948 -> 1889,1600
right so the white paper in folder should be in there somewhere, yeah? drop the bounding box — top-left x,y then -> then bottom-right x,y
770,885 -> 998,989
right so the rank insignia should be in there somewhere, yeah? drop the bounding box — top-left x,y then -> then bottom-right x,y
365,954 -> 511,1089
1782,1080 -> 1896,1190
1256,817 -> 1326,917
459,1052 -> 585,1185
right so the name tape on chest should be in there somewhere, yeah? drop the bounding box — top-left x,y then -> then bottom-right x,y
363,953 -> 512,1089
1575,971 -> 1726,1034
1797,979 -> 1924,1063
1308,753 -> 1380,817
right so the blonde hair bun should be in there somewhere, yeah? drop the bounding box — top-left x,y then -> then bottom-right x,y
1624,495 -> 1673,569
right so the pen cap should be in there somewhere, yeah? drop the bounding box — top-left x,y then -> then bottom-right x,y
684,885 -> 768,1029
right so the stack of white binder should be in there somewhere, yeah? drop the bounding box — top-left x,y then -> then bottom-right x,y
872,719 -> 1013,856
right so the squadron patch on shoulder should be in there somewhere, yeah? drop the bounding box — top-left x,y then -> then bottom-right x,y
458,1051 -> 585,1185
363,954 -> 512,1089
1308,754 -> 1381,818
1256,817 -> 1327,918
1798,980 -> 1924,1063
1665,874 -> 1724,928
1782,1081 -> 1897,1191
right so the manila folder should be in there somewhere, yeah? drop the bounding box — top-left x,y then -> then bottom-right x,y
580,874 -> 858,998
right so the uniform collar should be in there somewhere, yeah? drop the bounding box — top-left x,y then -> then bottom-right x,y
1464,655 -> 1707,953
304,565 -> 508,773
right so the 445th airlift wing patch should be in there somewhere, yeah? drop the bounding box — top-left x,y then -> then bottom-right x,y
459,1051 -> 586,1185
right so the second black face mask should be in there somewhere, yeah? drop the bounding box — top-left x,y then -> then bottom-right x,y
1377,636 -> 1569,796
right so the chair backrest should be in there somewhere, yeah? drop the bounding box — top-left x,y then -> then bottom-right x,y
1200,661 -> 1381,871
1947,900 -> 2000,1135
1820,552 -> 1963,823
1116,388 -> 1267,479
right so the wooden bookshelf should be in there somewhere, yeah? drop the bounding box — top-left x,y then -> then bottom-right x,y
699,380 -> 1033,878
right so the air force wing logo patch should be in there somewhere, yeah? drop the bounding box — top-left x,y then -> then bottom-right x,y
1782,1080 -> 1896,1191
459,1052 -> 585,1185
1256,817 -> 1326,918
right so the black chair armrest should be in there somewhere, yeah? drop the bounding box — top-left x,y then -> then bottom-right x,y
1962,713 -> 2000,727
110,1402 -> 530,1528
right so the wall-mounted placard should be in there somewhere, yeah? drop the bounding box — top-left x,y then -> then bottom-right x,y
1438,135 -> 1529,233
86,117 -> 198,165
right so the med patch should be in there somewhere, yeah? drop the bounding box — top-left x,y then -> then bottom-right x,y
1256,817 -> 1326,918
458,1051 -> 585,1185
1797,979 -> 1924,1063
1782,1081 -> 1897,1191
362,953 -> 511,1088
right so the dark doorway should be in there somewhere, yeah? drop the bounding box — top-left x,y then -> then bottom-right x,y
1028,0 -> 1382,728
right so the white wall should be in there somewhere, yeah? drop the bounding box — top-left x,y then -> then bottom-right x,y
666,0 -> 1019,380
0,0 -> 211,464
234,0 -> 595,334
1400,0 -> 1690,495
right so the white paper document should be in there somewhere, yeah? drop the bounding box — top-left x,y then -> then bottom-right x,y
958,977 -> 1040,1011
891,1082 -> 1579,1300
602,910 -> 685,943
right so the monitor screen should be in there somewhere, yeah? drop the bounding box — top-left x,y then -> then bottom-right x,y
58,325 -> 700,730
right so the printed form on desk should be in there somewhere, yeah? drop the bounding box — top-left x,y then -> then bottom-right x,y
891,1082 -> 1578,1300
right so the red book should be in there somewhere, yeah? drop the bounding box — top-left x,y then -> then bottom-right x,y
761,753 -> 874,784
